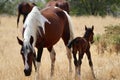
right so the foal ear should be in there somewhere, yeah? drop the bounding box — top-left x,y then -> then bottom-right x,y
30,36 -> 34,45
92,25 -> 94,30
17,37 -> 23,45
85,25 -> 87,30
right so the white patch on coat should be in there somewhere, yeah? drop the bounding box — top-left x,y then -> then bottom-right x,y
23,6 -> 51,46
63,10 -> 74,43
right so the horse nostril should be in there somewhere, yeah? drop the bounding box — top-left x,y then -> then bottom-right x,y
24,69 -> 31,76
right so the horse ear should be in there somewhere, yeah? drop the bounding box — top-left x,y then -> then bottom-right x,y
92,25 -> 94,30
30,36 -> 34,45
85,25 -> 87,31
17,37 -> 23,45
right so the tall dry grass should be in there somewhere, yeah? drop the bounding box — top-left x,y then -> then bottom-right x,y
0,15 -> 120,80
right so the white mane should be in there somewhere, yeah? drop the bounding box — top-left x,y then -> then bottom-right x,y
23,6 -> 50,46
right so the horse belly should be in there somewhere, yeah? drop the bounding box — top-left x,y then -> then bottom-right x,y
40,7 -> 65,47
44,21 -> 64,47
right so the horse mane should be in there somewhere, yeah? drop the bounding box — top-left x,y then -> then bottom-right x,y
23,6 -> 50,46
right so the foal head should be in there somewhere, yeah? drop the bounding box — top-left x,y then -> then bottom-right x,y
84,25 -> 94,43
17,36 -> 35,76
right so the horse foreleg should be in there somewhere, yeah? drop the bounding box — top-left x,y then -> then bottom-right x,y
33,58 -> 37,71
66,46 -> 72,72
86,50 -> 96,79
47,47 -> 56,76
33,52 -> 37,71
35,46 -> 43,80
35,62 -> 41,80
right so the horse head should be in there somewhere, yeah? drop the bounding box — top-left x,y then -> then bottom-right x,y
84,25 -> 94,44
17,36 -> 36,76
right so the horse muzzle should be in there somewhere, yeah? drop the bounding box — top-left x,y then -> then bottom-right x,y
24,68 -> 32,76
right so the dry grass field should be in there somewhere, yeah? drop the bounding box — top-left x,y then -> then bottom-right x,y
0,15 -> 120,80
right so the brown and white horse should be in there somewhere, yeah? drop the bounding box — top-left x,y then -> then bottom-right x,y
17,0 -> 69,27
17,2 -> 36,27
46,0 -> 70,14
67,26 -> 96,80
17,6 -> 74,80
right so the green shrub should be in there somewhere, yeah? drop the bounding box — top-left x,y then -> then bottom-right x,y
104,24 -> 120,45
94,34 -> 101,43
94,34 -> 107,54
95,24 -> 120,54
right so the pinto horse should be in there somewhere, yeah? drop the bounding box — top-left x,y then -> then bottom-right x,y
17,6 -> 74,79
17,0 -> 69,26
46,0 -> 70,14
17,2 -> 36,26
67,26 -> 96,80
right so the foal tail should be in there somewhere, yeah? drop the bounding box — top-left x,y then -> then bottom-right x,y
67,39 -> 75,49
63,11 -> 74,43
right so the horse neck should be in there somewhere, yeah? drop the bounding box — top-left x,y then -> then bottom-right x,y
24,26 -> 37,46
23,6 -> 49,46
83,33 -> 90,43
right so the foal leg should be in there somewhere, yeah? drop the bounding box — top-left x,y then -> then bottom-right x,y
75,51 -> 84,80
86,50 -> 96,79
47,47 -> 56,76
35,46 -> 43,80
72,50 -> 79,80
78,51 -> 84,79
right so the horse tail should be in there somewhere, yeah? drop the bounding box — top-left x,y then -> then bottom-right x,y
67,39 -> 75,49
63,10 -> 74,43
17,3 -> 22,27
17,12 -> 20,27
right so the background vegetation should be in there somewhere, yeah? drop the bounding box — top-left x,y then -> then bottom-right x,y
0,0 -> 120,16
94,24 -> 120,54
69,0 -> 120,16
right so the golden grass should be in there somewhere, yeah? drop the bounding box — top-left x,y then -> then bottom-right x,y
0,15 -> 120,80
